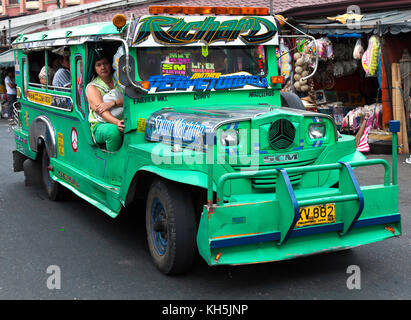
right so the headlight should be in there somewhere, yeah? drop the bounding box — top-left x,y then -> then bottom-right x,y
308,123 -> 325,139
220,129 -> 239,146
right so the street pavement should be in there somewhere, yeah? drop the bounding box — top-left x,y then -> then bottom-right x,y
0,118 -> 410,300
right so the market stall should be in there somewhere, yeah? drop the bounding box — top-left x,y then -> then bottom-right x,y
279,8 -> 411,154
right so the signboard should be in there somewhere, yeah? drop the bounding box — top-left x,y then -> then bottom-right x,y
132,15 -> 278,47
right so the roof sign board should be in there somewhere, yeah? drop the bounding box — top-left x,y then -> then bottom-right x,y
131,15 -> 278,47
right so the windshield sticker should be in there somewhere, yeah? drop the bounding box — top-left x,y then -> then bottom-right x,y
147,73 -> 268,93
161,53 -> 192,75
132,16 -> 278,47
202,46 -> 209,57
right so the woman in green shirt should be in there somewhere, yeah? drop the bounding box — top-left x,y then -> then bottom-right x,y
86,53 -> 124,152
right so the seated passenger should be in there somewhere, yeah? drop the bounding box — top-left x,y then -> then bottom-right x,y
39,54 -> 60,85
52,49 -> 71,90
86,52 -> 124,152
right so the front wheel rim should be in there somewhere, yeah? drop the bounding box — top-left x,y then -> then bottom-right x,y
150,198 -> 168,256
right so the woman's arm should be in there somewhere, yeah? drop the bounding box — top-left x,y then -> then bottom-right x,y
86,85 -> 124,131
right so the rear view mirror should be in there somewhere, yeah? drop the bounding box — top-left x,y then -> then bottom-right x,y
118,54 -> 135,87
118,54 -> 148,98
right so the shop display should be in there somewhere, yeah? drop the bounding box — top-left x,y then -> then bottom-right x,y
340,104 -> 382,133
288,34 -> 386,152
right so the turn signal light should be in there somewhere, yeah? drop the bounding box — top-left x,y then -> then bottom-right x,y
149,6 -> 270,16
139,81 -> 151,90
271,76 -> 285,84
112,14 -> 127,30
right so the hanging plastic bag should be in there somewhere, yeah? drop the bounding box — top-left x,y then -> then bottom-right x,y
362,36 -> 380,77
316,38 -> 328,61
353,39 -> 364,60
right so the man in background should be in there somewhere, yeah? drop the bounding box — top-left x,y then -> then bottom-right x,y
4,68 -> 16,119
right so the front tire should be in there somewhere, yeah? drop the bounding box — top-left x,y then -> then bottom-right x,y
146,179 -> 196,275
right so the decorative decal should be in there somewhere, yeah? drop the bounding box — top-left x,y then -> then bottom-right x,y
145,108 -> 274,150
57,132 -> 64,157
312,141 -> 323,148
71,127 -> 78,152
132,16 -> 278,47
254,142 -> 268,154
24,110 -> 29,127
28,91 -> 52,106
293,139 -> 305,151
147,115 -> 206,145
263,153 -> 298,163
137,118 -> 147,132
147,73 -> 268,94
57,170 -> 79,189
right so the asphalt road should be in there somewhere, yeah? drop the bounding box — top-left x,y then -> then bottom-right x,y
0,118 -> 410,300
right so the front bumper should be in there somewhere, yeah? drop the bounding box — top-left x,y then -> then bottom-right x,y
197,159 -> 401,266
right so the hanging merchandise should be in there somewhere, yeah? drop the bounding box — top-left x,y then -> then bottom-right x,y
278,38 -> 292,83
304,39 -> 318,68
353,39 -> 364,60
362,36 -> 380,77
316,38 -> 328,61
316,37 -> 334,61
293,52 -> 310,92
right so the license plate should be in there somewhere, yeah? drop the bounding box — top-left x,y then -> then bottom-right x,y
295,203 -> 336,228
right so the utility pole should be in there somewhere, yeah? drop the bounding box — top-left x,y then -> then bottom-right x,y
8,19 -> 11,48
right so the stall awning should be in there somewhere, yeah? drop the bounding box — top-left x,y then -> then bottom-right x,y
0,50 -> 14,68
296,9 -> 411,35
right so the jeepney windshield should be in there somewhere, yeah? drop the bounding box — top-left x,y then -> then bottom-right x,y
137,45 -> 267,80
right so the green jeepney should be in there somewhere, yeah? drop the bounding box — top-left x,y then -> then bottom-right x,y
11,6 -> 401,275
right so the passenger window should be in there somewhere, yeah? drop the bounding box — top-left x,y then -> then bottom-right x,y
27,51 -> 44,88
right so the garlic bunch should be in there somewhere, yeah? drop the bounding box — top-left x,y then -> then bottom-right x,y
293,52 -> 310,92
